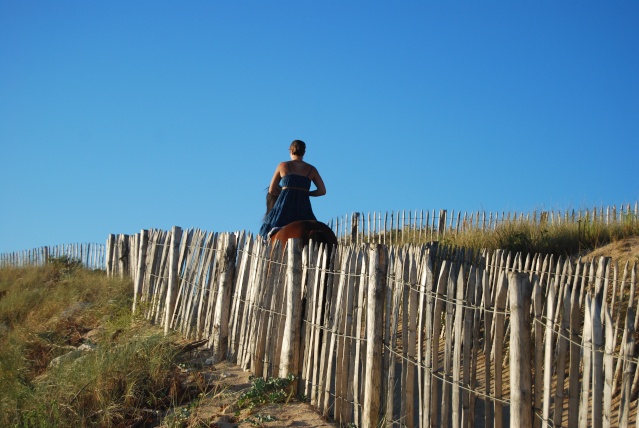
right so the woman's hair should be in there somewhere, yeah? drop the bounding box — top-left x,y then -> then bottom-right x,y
289,140 -> 306,156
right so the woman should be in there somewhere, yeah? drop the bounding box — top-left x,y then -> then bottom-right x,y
259,140 -> 327,239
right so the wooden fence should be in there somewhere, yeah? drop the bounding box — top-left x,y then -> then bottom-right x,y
0,243 -> 106,270
330,202 -> 639,245
118,225 -> 639,427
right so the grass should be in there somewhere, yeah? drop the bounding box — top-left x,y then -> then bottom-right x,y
0,257 -> 298,427
368,213 -> 639,258
0,258 -> 210,427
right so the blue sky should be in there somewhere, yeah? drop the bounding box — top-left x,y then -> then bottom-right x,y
1,1 -> 638,253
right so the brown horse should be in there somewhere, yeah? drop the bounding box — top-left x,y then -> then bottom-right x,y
263,193 -> 337,342
264,192 -> 338,249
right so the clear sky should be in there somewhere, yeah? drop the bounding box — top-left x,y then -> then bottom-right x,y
1,1 -> 638,253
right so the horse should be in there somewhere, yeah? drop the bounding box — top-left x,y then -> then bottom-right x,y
263,192 -> 337,342
264,192 -> 338,250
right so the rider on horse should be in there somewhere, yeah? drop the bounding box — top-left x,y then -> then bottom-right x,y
259,140 -> 328,240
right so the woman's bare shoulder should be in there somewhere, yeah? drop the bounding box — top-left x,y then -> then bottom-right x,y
276,161 -> 289,173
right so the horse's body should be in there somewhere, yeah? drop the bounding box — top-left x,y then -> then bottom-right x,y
263,191 -> 338,249
269,219 -> 338,249
262,191 -> 336,335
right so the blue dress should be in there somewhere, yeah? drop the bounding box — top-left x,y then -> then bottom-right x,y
259,173 -> 317,239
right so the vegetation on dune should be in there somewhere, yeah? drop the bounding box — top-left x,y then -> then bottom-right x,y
382,213 -> 639,259
0,258 -> 297,427
0,258 -> 198,427
0,216 -> 637,426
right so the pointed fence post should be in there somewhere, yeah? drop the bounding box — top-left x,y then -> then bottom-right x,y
164,226 -> 183,335
132,229 -> 149,314
362,244 -> 388,428
210,233 -> 238,362
279,238 -> 303,388
106,234 -> 115,276
509,271 -> 534,428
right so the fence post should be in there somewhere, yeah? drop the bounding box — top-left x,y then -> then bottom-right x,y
279,238 -> 303,388
132,229 -> 149,314
117,234 -> 129,277
106,234 -> 115,276
164,226 -> 183,335
351,212 -> 360,245
210,233 -> 238,362
509,271 -> 534,428
362,243 -> 388,428
438,209 -> 447,238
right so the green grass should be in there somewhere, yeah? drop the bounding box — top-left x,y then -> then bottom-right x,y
367,213 -> 639,258
0,259 -> 190,427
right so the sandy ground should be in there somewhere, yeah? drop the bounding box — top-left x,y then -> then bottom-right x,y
159,355 -> 338,428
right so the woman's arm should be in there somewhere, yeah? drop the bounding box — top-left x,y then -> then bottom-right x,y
268,163 -> 285,195
309,167 -> 326,197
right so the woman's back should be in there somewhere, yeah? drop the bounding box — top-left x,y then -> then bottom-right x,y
259,140 -> 326,239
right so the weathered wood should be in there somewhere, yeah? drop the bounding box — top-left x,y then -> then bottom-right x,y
468,265 -> 482,428
568,261 -> 584,428
553,263 -> 572,426
420,247 -> 435,428
94,224 -> 639,428
164,227 -> 183,335
591,257 -> 606,428
603,293 -> 614,428
493,270 -> 508,428
351,249 -> 367,425
106,234 -> 115,275
342,248 -> 362,425
318,247 -> 341,416
227,233 -> 250,362
132,229 -> 149,314
152,231 -> 172,325
307,243 -> 328,405
580,293 -> 593,428
181,230 -> 207,338
441,258 -> 458,428
404,248 -> 419,428
531,272 -> 543,428
185,230 -> 207,336
452,263 -> 465,428
384,247 -> 401,424
542,277 -> 556,427
362,244 -> 387,428
509,271 -> 533,428
612,262 -> 626,395
238,239 -> 267,370
332,249 -> 351,423
210,233 -> 237,362
619,263 -> 637,428
299,242 -> 319,398
252,241 -> 281,377
312,246 -> 335,409
279,238 -> 303,387
431,259 -> 450,427
483,252 -> 496,428
197,232 -> 217,339
461,265 -> 475,428
400,248 -> 411,424
320,248 -> 350,416
264,244 -> 288,379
